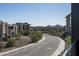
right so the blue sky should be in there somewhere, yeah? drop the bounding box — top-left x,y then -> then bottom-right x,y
0,3 -> 71,26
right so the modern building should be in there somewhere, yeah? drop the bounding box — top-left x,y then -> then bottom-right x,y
0,21 -> 8,40
16,22 -> 30,33
0,21 -> 18,40
8,24 -> 17,37
65,13 -> 71,34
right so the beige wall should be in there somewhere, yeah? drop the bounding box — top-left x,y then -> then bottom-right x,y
8,24 -> 17,37
0,21 -> 8,38
0,21 -> 18,39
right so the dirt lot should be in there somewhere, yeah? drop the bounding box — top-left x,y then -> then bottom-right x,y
15,36 -> 32,47
0,36 -> 32,53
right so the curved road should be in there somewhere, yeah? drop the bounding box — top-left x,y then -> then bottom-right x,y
2,34 -> 63,56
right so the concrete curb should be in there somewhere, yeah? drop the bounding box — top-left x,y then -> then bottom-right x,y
0,35 -> 46,56
0,43 -> 36,56
51,37 -> 65,56
38,36 -> 46,43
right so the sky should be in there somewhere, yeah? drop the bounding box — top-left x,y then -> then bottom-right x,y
0,3 -> 71,26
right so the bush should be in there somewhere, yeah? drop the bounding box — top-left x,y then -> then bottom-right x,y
7,36 -> 11,38
23,31 -> 30,36
6,38 -> 16,47
16,32 -> 21,36
65,36 -> 71,47
48,29 -> 64,37
2,37 -> 8,41
0,42 -> 7,50
16,32 -> 22,40
30,32 -> 42,43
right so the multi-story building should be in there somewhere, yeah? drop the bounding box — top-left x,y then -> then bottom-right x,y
0,20 -> 30,41
65,13 -> 71,34
16,22 -> 30,33
8,24 -> 17,37
0,21 -> 8,40
0,21 -> 18,40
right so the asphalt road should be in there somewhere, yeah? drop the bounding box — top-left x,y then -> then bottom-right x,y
3,34 -> 61,56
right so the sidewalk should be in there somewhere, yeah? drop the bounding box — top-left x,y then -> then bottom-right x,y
52,37 -> 65,56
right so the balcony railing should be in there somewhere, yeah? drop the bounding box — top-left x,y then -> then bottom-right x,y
61,40 -> 77,56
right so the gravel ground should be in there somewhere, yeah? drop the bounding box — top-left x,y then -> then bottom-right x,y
15,36 -> 32,47
0,36 -> 32,53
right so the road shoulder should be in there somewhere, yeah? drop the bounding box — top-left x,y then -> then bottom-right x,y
52,37 -> 65,56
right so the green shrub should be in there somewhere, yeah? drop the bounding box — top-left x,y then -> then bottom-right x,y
65,36 -> 71,47
7,36 -> 10,38
2,37 -> 8,41
6,39 -> 16,47
0,42 -> 7,50
23,31 -> 30,36
30,32 -> 42,43
48,29 -> 64,37
16,32 -> 22,40
16,32 -> 22,37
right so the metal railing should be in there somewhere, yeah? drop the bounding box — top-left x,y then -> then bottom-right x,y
62,40 -> 77,56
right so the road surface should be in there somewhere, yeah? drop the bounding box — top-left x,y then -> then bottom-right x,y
2,34 -> 62,56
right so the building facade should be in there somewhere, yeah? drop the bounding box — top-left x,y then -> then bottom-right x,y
8,24 -> 17,37
0,21 -> 8,40
0,20 -> 30,41
65,13 -> 71,34
16,22 -> 30,33
0,21 -> 18,40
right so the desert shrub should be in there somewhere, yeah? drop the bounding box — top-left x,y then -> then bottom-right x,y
15,32 -> 22,40
2,37 -> 8,41
48,29 -> 64,37
6,38 -> 16,47
23,31 -> 30,36
0,42 -> 7,50
7,36 -> 10,38
16,32 -> 21,37
30,32 -> 42,43
65,36 -> 71,47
